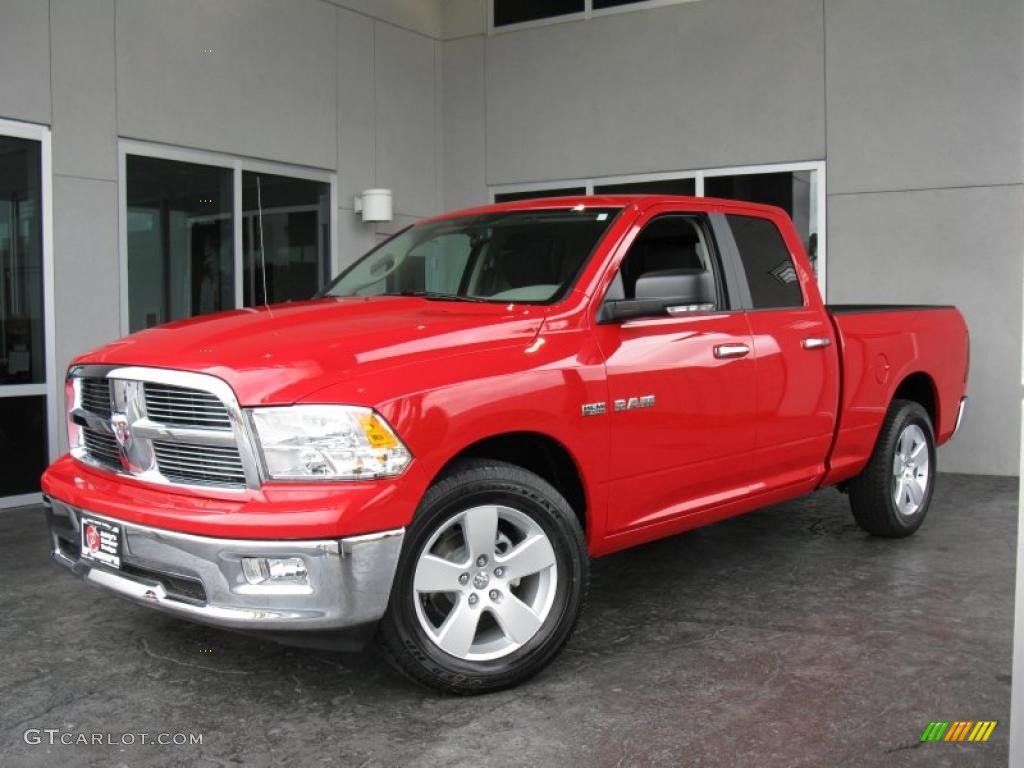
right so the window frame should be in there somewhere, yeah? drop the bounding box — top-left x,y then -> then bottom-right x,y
489,160 -> 827,296
489,0 -> 705,34
118,140 -> 338,335
0,117 -> 58,509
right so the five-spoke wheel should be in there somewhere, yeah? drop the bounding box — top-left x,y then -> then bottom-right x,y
413,504 -> 558,661
891,423 -> 930,517
379,460 -> 588,694
850,399 -> 936,537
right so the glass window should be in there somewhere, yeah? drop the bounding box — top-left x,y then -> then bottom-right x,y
242,171 -> 330,306
0,136 -> 44,384
615,216 -> 716,302
326,208 -> 618,304
0,395 -> 47,496
593,0 -> 654,9
726,214 -> 803,309
493,187 -> 587,203
493,0 -> 584,27
706,171 -> 818,274
594,178 -> 696,196
127,156 -> 233,331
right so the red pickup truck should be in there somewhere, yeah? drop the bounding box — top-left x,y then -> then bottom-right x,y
42,195 -> 968,694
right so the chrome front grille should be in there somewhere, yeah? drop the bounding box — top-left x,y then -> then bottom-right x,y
152,440 -> 247,486
70,367 -> 259,491
80,378 -> 112,417
82,425 -> 121,469
144,383 -> 232,429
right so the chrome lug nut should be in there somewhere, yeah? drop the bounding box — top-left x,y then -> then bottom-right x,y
476,555 -> 488,567
468,593 -> 479,605
489,589 -> 500,600
494,566 -> 505,577
458,573 -> 469,585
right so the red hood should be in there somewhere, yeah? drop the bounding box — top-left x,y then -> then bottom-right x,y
76,297 -> 547,405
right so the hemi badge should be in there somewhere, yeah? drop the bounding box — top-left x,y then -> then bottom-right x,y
581,402 -> 607,417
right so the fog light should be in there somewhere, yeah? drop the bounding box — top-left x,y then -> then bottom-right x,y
241,557 -> 309,585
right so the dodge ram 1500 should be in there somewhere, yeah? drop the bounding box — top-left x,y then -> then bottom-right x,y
42,195 -> 969,693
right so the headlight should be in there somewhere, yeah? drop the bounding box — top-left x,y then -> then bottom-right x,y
249,405 -> 412,480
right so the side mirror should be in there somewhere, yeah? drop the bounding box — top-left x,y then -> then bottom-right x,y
599,268 -> 715,323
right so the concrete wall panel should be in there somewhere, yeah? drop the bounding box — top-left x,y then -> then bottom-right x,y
828,184 -> 1024,475
442,36 -> 487,210
484,0 -> 825,184
826,0 -> 1024,194
116,0 -> 337,169
0,0 -> 51,125
51,0 -> 118,181
374,22 -> 441,217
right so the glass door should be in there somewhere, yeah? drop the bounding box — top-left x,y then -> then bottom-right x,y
0,124 -> 52,507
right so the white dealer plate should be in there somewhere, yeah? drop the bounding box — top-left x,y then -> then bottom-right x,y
81,516 -> 122,569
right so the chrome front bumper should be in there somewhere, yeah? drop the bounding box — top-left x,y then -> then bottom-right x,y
45,497 -> 404,644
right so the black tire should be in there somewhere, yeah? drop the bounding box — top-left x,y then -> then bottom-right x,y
378,459 -> 589,695
848,399 -> 936,538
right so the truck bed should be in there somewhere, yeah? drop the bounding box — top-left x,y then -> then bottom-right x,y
823,304 -> 969,486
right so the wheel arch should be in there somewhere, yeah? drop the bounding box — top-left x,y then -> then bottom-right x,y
891,371 -> 939,431
433,431 -> 589,536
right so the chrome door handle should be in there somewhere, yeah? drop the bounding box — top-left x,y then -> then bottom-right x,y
802,337 -> 832,350
714,343 -> 751,359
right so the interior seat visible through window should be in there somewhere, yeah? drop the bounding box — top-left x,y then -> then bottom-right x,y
616,216 -> 713,301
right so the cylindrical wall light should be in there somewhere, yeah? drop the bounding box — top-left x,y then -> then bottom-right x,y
354,188 -> 393,222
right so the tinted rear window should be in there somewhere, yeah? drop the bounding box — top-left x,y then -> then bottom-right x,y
727,214 -> 803,309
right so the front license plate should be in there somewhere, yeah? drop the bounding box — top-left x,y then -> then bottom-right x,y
81,516 -> 122,569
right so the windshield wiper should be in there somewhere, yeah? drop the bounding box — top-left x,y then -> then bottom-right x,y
389,291 -> 492,303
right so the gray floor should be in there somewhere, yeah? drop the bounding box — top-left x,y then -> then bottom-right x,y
0,473 -> 1015,768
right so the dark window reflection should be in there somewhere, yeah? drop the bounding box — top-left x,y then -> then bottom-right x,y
494,187 -> 587,203
242,172 -> 330,306
126,156 -> 233,331
494,0 -> 583,26
594,178 -> 696,196
593,0 -> 653,9
0,395 -> 47,496
0,136 -> 44,384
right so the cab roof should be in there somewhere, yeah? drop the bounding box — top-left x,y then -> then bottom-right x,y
421,194 -> 787,225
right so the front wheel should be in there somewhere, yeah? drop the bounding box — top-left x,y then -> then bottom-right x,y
378,459 -> 588,694
848,399 -> 936,538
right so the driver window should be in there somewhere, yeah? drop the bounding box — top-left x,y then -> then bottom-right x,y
611,215 -> 716,304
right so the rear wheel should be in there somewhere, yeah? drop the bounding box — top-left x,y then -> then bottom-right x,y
379,459 -> 588,694
848,399 -> 936,537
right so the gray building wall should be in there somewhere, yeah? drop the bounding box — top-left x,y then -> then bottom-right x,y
0,0 -> 1020,475
824,0 -> 1023,476
0,0 -> 446,453
440,0 -> 1024,476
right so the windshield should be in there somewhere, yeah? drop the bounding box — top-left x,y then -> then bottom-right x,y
323,207 -> 620,304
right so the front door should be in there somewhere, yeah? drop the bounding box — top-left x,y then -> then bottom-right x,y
594,209 -> 758,535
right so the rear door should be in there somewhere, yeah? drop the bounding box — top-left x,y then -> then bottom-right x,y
594,205 -> 757,534
721,211 -> 840,491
